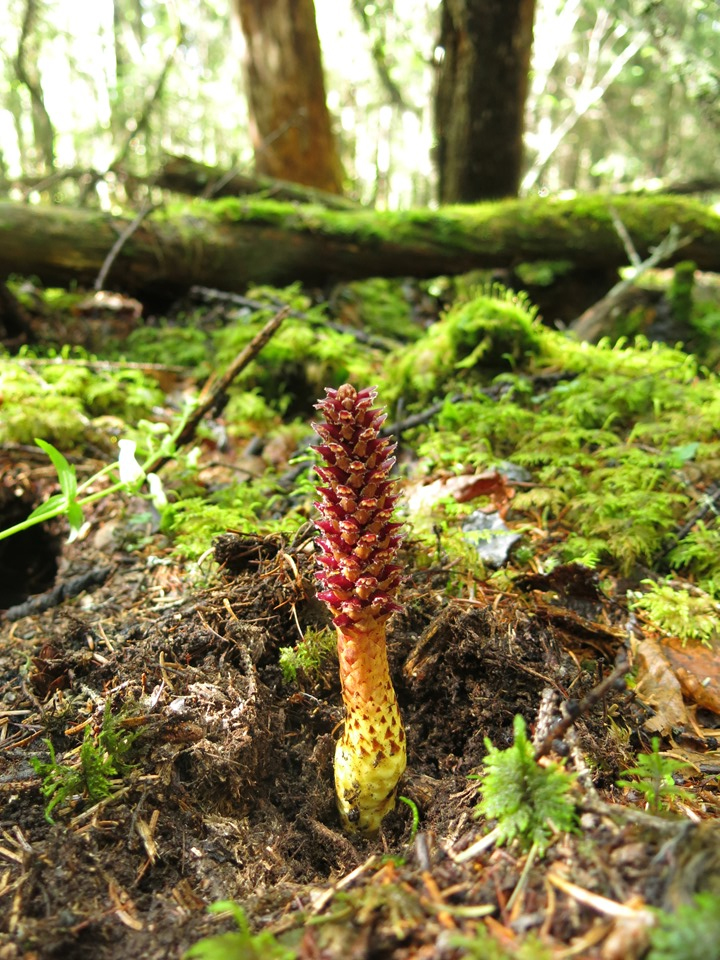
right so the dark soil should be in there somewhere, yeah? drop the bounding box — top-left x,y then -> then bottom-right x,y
1,498 -> 718,959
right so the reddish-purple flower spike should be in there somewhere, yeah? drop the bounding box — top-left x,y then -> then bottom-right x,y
312,384 -> 406,835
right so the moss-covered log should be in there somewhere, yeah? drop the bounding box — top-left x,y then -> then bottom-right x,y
0,195 -> 717,299
156,154 -> 360,210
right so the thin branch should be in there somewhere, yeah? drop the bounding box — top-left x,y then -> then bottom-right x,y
350,0 -> 419,115
608,205 -> 641,269
571,224 -> 692,341
533,657 -> 630,763
523,22 -> 649,192
94,202 -> 156,290
188,286 -> 396,350
14,0 -> 55,176
144,306 -> 289,475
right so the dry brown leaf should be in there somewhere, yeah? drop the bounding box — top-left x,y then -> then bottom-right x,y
633,636 -> 690,734
661,635 -> 720,716
405,470 -> 514,517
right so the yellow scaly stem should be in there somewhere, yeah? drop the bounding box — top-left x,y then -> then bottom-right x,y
334,621 -> 406,835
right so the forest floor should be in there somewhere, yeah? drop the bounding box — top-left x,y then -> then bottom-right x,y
1,272 -> 720,960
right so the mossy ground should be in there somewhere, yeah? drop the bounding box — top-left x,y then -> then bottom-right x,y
1,269 -> 719,959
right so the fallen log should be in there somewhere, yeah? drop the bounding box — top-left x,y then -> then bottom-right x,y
0,195 -> 717,301
155,153 -> 361,210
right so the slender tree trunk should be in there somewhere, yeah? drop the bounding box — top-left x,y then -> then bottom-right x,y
14,0 -> 55,175
435,0 -> 536,203
232,0 -> 344,195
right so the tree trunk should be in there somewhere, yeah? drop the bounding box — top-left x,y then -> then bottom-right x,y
15,0 -> 55,176
0,196 -> 717,301
232,0 -> 344,195
435,0 -> 536,203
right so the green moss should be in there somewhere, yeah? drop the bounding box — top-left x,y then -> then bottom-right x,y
334,278 -> 422,341
0,361 -> 87,446
385,284 -> 543,405
160,483 -> 305,561
278,627 -> 336,683
630,580 -> 719,646
670,260 -> 696,327
211,288 -> 375,414
120,323 -> 210,370
513,260 -> 574,287
407,291 -> 719,578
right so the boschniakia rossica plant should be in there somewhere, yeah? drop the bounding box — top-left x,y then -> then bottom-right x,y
313,384 -> 406,835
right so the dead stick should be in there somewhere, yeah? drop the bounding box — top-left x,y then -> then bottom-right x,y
94,202 -> 156,290
533,657 -> 630,763
145,305 -> 289,475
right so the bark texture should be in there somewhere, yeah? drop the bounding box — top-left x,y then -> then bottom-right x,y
435,0 -> 536,202
233,0 -> 344,194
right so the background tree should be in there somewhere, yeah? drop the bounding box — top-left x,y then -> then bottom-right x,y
231,0 -> 344,194
0,0 -> 717,208
434,0 -> 536,202
14,0 -> 55,176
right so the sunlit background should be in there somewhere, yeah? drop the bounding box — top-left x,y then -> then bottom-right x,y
0,0 -> 717,208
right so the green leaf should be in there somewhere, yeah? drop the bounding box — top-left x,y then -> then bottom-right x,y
27,493 -> 68,522
475,715 -> 578,856
185,901 -> 295,960
66,501 -> 85,543
35,439 -> 77,500
648,893 -> 720,960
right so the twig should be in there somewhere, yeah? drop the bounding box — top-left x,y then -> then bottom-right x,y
658,483 -> 720,560
4,567 -> 112,622
94,203 -> 156,291
384,393 -> 470,437
144,306 -> 289,475
571,224 -> 692,341
16,357 -> 186,375
609,205 -> 641,268
533,657 -> 630,763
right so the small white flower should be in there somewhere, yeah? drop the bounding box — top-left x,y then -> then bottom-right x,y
147,473 -> 168,511
118,439 -> 145,485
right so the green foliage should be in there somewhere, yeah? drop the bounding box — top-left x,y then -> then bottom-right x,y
616,738 -> 692,813
223,389 -> 285,440
386,285 -> 543,405
0,352 -> 165,446
398,795 -> 421,844
278,628 -> 336,683
121,323 -> 210,370
410,317 -> 718,578
185,902 -> 296,960
475,715 -> 578,856
647,894 -> 720,960
211,285 -> 374,412
0,430 -> 170,545
30,708 -> 141,823
0,359 -> 87,446
669,261 -> 696,328
160,483 -> 305,562
513,260 -> 574,288
630,581 -> 719,647
450,926 -> 552,960
668,521 -> 720,597
335,278 -> 423,341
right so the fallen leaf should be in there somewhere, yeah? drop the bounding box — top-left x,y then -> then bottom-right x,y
661,634 -> 720,715
633,636 -> 690,734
